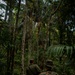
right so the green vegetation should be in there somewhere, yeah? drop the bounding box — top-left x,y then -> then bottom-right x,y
0,0 -> 75,75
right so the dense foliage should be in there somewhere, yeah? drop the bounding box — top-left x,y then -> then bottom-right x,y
0,0 -> 75,75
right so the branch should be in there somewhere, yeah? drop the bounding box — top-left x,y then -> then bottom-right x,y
47,0 -> 63,25
15,0 -> 21,28
51,0 -> 62,17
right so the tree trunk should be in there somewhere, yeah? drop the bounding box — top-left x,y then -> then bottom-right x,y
21,16 -> 27,75
21,4 -> 27,75
28,39 -> 32,65
28,18 -> 33,65
7,0 -> 13,74
7,44 -> 11,75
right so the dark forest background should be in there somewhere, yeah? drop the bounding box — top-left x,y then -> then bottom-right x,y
0,0 -> 75,75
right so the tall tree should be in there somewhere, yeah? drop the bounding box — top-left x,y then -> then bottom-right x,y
21,1 -> 27,75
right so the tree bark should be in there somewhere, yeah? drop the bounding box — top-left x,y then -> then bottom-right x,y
7,0 -> 13,74
21,3 -> 27,75
21,16 -> 27,75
